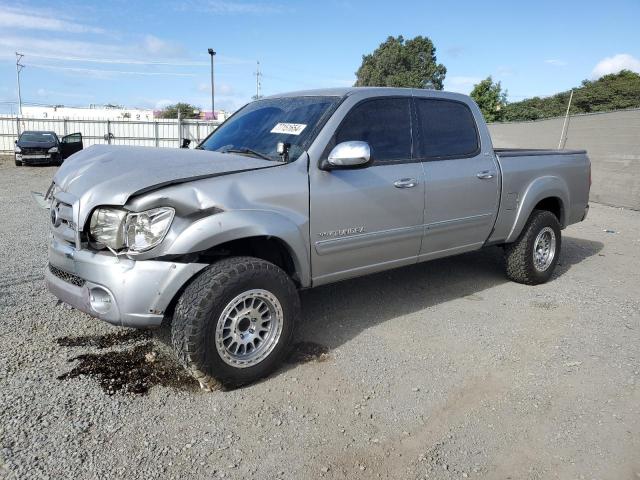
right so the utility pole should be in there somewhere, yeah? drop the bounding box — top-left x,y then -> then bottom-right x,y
15,52 -> 24,116
254,60 -> 262,100
208,48 -> 216,118
558,89 -> 574,149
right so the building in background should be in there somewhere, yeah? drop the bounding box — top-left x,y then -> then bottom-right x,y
22,105 -> 155,120
151,110 -> 230,121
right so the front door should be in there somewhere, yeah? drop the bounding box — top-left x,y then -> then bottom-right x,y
309,97 -> 425,285
413,98 -> 500,260
60,133 -> 84,159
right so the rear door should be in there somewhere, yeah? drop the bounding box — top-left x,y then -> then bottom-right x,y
414,97 -> 500,260
309,96 -> 425,285
60,133 -> 83,159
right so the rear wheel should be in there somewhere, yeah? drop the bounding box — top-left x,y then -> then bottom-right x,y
171,257 -> 299,389
504,209 -> 561,285
15,159 -> 22,166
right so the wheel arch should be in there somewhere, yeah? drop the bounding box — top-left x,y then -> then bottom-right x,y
162,210 -> 311,288
506,176 -> 569,243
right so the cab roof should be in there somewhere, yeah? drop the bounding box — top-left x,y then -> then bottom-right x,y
264,87 -> 471,102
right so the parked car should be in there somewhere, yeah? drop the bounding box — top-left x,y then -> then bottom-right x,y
45,88 -> 591,388
15,131 -> 83,166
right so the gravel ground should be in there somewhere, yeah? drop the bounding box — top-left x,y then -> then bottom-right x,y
0,155 -> 638,480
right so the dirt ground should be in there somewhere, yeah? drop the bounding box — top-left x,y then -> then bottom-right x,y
0,155 -> 638,479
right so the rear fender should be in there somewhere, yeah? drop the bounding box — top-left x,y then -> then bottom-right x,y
505,176 -> 569,243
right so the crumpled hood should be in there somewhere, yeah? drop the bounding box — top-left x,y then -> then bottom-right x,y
53,145 -> 276,222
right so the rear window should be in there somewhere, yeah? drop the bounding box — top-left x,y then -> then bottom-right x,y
414,99 -> 479,159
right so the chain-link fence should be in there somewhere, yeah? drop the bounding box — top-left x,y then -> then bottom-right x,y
0,116 -> 221,152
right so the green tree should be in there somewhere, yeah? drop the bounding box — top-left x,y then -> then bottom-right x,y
470,76 -> 508,122
355,35 -> 446,89
157,103 -> 201,119
501,70 -> 640,122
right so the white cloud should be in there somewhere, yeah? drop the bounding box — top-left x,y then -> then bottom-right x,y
178,0 -> 285,14
142,35 -> 185,58
445,76 -> 483,94
0,35 -> 136,61
154,99 -> 176,110
445,46 -> 465,58
545,59 -> 567,67
0,34 -> 202,66
28,63 -> 196,78
591,53 -> 640,79
198,82 -> 235,95
495,66 -> 514,77
36,87 -> 93,99
0,5 -> 104,34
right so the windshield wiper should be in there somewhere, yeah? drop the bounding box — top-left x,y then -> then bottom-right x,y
222,148 -> 273,161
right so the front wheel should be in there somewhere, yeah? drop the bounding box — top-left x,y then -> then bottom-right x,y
504,209 -> 562,285
171,257 -> 300,389
15,159 -> 22,166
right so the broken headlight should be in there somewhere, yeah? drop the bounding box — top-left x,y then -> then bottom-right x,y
124,207 -> 175,253
90,208 -> 127,250
89,207 -> 174,253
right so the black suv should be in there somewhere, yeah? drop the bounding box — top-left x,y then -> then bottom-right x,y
15,131 -> 83,166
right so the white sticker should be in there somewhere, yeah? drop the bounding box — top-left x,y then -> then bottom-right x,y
270,123 -> 307,135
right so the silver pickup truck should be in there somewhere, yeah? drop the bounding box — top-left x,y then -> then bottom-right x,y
45,88 -> 590,388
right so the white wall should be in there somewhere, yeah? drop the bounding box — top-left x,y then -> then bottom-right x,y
489,109 -> 640,210
22,106 -> 155,121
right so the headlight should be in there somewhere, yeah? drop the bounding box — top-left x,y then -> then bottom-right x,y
14,145 -> 21,153
48,146 -> 59,153
124,207 -> 175,253
90,208 -> 127,250
89,206 -> 174,253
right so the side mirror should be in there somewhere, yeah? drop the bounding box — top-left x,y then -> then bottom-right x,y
325,141 -> 371,169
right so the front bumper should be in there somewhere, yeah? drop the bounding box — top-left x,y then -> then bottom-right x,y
46,237 -> 207,328
16,153 -> 56,165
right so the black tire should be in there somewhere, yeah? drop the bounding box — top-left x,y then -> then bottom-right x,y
504,209 -> 562,285
15,159 -> 22,166
171,256 -> 300,389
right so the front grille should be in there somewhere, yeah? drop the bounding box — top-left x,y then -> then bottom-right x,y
50,192 -> 78,247
21,147 -> 48,155
49,264 -> 85,287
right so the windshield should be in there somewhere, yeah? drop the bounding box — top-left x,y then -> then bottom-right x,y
200,96 -> 341,161
19,132 -> 58,143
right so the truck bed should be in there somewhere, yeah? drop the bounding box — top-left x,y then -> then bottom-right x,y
495,148 -> 587,157
488,148 -> 591,245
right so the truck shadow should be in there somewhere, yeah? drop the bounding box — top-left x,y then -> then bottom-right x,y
294,236 -> 603,354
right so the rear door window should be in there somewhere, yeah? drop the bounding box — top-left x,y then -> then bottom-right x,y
414,99 -> 479,160
334,97 -> 412,163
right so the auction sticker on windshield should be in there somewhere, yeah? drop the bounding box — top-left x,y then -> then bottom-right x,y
271,123 -> 307,135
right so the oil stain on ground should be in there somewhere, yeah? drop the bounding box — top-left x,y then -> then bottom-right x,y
57,330 -> 199,395
56,329 -> 151,349
58,343 -> 199,395
286,341 -> 330,364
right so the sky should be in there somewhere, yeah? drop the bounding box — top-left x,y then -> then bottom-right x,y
1,0 -> 639,114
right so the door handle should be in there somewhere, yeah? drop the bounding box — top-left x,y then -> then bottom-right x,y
476,171 -> 496,180
393,178 -> 418,188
